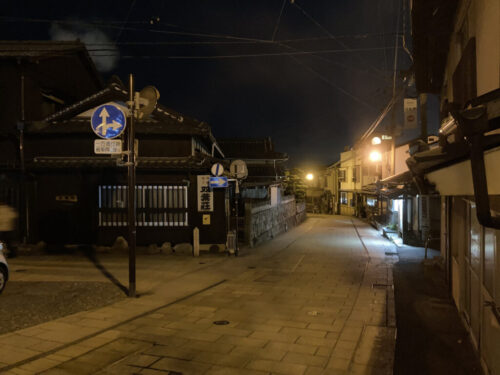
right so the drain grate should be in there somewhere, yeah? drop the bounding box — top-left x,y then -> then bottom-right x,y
213,320 -> 230,325
385,252 -> 398,256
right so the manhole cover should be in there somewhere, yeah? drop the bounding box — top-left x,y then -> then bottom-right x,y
213,320 -> 230,325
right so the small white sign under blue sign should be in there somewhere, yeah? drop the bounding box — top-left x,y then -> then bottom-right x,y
209,176 -> 228,188
91,104 -> 127,139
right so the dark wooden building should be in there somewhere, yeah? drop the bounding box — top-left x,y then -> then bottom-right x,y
1,41 -> 230,250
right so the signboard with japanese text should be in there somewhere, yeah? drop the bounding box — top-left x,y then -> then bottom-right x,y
94,139 -> 122,154
197,175 -> 213,212
404,98 -> 418,129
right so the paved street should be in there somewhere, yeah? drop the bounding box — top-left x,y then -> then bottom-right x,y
0,216 -> 397,375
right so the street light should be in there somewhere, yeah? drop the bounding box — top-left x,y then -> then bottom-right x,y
371,136 -> 382,145
306,173 -> 314,181
369,150 -> 382,162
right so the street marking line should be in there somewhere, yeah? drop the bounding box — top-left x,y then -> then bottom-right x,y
291,255 -> 305,273
0,279 -> 226,373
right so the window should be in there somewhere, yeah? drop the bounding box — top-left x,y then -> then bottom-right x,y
340,192 -> 347,205
338,169 -> 346,182
484,228 -> 495,297
352,166 -> 360,182
98,185 -> 188,227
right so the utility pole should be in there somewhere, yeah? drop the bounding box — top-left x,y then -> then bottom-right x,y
419,93 -> 428,141
127,74 -> 136,298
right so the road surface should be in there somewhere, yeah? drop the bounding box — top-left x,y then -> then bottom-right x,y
0,215 -> 396,375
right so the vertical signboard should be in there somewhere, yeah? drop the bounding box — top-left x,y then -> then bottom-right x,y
404,98 -> 418,129
197,175 -> 213,212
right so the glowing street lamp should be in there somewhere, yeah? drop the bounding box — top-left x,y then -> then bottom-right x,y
306,173 -> 314,181
369,150 -> 382,162
371,136 -> 382,145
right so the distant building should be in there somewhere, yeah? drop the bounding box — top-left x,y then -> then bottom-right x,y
218,137 -> 287,203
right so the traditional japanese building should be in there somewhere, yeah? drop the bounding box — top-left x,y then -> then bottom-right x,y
1,41 -> 230,251
411,0 -> 500,372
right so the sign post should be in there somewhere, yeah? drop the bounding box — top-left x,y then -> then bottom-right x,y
127,74 -> 136,298
229,160 -> 248,257
90,78 -> 159,298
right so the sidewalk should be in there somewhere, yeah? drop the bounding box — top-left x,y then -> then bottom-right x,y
0,216 -> 398,375
392,245 -> 482,375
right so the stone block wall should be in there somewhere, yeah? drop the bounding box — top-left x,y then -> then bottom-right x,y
245,196 -> 306,247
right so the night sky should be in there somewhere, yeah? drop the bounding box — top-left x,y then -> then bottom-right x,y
1,0 -> 429,166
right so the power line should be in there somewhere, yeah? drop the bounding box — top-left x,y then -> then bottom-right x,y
0,16 -> 404,44
0,16 -> 274,44
271,0 -> 287,41
0,46 -> 401,57
114,0 -> 137,43
392,0 -> 402,98
287,53 -> 376,111
292,1 -> 387,78
81,46 -> 402,58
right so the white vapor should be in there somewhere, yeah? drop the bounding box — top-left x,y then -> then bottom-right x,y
50,22 -> 119,73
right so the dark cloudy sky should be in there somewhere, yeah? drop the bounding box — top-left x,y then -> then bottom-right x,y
2,0 -> 429,166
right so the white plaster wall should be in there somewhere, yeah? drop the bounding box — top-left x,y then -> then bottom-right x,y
426,146 -> 500,195
475,0 -> 500,96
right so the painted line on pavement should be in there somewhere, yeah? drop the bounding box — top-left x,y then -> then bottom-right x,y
291,254 -> 305,273
0,279 -> 226,373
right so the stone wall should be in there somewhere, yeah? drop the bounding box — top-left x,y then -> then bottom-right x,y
245,196 -> 306,247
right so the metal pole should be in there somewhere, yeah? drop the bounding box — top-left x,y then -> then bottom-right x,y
234,180 -> 239,256
20,73 -> 28,245
128,74 -> 136,297
419,93 -> 428,141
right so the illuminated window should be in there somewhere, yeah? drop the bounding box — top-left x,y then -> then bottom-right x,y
340,192 -> 348,205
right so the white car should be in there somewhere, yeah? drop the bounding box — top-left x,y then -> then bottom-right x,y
0,241 -> 9,294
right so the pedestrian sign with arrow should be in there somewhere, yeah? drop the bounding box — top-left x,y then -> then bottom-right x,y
91,104 -> 127,139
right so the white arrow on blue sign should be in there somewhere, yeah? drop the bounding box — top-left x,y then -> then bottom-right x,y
209,176 -> 228,188
91,104 -> 127,139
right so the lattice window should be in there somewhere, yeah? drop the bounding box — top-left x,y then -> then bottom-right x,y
98,185 -> 188,227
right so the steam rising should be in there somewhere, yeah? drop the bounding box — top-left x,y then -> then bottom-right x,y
50,22 -> 119,72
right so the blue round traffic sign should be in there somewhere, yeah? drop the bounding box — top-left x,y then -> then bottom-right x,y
91,104 -> 127,139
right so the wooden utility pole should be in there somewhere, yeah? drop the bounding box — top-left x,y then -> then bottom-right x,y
419,93 -> 428,141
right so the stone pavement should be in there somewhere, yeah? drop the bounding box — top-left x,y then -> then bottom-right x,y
0,215 -> 398,375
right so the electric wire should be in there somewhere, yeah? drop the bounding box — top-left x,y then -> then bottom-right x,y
1,46 -> 402,58
292,1 -> 387,78
392,0 -> 402,97
271,0 -> 287,41
0,16 -> 404,45
114,0 -> 137,43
